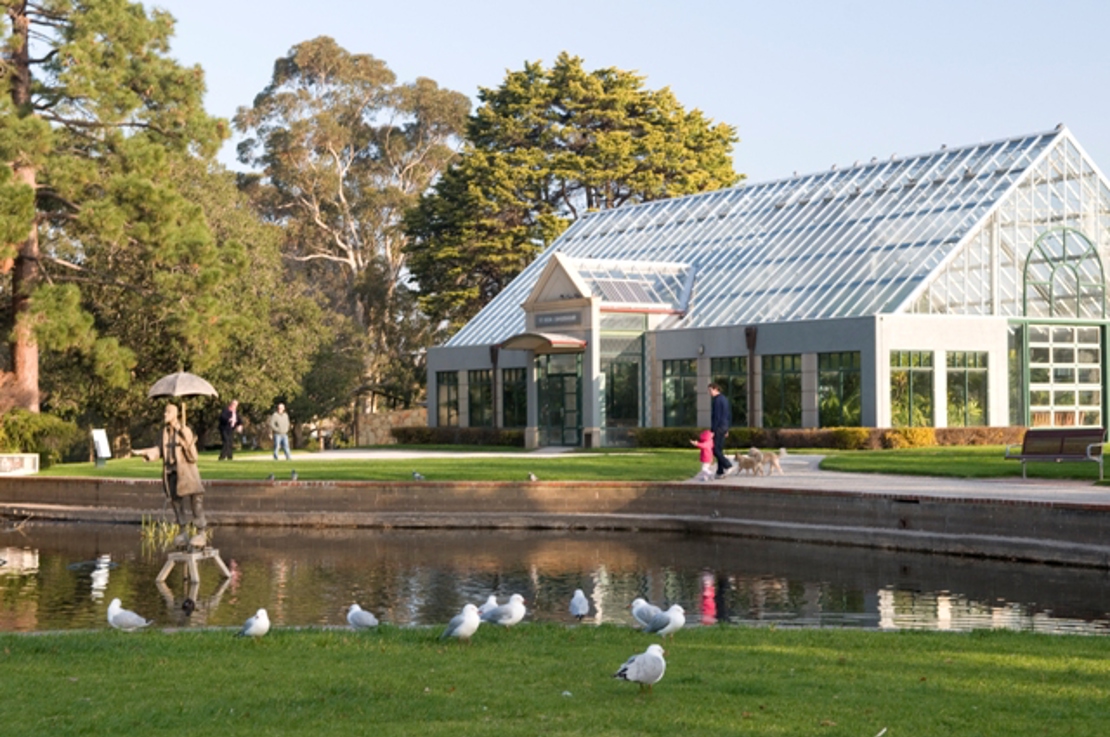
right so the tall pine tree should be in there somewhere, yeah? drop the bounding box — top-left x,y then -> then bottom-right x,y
405,52 -> 741,334
0,0 -> 224,412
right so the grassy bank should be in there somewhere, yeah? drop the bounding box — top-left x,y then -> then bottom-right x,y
818,445 -> 1104,481
40,449 -> 697,482
2,625 -> 1106,736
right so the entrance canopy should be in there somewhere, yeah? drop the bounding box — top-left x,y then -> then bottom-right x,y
501,332 -> 587,355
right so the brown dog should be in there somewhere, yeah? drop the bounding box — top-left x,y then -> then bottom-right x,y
732,452 -> 763,476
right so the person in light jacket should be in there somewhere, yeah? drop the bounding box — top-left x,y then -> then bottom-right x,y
269,402 -> 292,460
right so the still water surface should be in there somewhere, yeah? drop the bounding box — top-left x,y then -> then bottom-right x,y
2,522 -> 1109,634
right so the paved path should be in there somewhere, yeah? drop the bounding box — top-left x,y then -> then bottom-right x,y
707,454 -> 1110,506
245,447 -> 1110,507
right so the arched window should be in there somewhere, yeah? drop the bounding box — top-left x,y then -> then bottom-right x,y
1023,227 -> 1105,319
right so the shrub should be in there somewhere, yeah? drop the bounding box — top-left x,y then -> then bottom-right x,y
628,427 -> 702,448
934,426 -> 1026,446
391,426 -> 525,447
0,409 -> 83,467
827,427 -> 876,450
881,427 -> 937,449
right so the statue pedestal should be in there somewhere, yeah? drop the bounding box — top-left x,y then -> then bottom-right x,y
156,547 -> 231,584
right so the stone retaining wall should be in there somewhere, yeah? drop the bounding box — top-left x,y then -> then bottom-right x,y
357,407 -> 426,446
2,476 -> 1109,568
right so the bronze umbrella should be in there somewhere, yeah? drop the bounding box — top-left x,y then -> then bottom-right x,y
148,372 -> 219,424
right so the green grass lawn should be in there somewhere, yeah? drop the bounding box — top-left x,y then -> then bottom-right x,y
819,445 -> 1106,481
39,444 -> 1109,483
1,625 -> 1106,736
40,448 -> 697,483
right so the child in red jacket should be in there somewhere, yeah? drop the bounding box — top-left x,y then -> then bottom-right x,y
690,429 -> 715,481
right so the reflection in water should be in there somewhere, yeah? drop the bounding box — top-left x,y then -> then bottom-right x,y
1,522 -> 1110,635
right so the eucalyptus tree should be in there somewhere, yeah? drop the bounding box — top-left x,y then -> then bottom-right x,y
234,36 -> 471,396
0,0 -> 225,412
405,52 -> 741,333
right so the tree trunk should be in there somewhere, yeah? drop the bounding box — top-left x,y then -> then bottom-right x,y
4,3 -> 40,412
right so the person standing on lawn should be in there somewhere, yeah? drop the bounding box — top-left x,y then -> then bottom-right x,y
218,399 -> 242,460
269,402 -> 292,461
709,383 -> 733,478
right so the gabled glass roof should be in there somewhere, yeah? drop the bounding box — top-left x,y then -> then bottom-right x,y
448,128 -> 1068,347
568,257 -> 694,312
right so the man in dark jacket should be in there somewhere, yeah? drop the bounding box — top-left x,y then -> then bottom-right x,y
218,399 -> 242,461
709,383 -> 733,478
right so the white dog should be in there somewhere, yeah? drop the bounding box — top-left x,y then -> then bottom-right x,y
748,447 -> 786,476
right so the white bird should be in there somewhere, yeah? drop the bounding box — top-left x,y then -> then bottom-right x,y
347,604 -> 379,630
478,594 -> 499,616
412,471 -> 425,480
480,592 -> 526,627
527,472 -> 538,482
630,597 -> 662,628
107,598 -> 151,632
644,604 -> 685,639
569,589 -> 589,620
440,603 -> 481,641
613,644 -> 666,693
237,608 -> 270,638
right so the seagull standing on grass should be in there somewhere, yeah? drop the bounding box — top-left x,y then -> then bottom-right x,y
478,594 -> 499,616
107,598 -> 152,631
441,603 -> 481,642
570,589 -> 590,620
237,608 -> 270,638
412,471 -> 425,480
630,597 -> 662,628
347,604 -> 379,630
480,593 -> 526,627
644,604 -> 685,639
613,644 -> 666,693
527,472 -> 538,482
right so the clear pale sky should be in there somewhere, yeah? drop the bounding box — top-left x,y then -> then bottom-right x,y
153,0 -> 1110,184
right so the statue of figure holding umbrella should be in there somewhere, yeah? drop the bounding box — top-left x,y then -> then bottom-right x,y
132,372 -> 218,549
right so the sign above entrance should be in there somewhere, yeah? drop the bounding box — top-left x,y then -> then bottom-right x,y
535,311 -> 582,328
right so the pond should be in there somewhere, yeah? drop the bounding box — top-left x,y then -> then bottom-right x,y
2,522 -> 1110,635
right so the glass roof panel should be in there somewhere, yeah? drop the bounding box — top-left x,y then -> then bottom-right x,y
448,129 -> 1069,347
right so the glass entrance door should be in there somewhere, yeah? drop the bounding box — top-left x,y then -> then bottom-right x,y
537,353 -> 582,446
1026,324 -> 1101,427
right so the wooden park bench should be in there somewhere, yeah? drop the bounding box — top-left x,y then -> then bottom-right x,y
1004,427 -> 1106,480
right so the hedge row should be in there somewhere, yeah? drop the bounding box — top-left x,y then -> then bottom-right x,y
391,426 -> 525,447
0,409 -> 84,467
629,425 -> 1028,450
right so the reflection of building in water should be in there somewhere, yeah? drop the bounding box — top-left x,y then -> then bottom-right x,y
90,554 -> 111,600
1,547 -> 39,575
0,547 -> 41,630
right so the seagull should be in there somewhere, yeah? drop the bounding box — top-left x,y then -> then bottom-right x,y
412,471 -> 425,480
644,604 -> 685,639
527,472 -> 538,482
347,604 -> 379,630
613,644 -> 666,693
107,598 -> 152,632
569,589 -> 589,620
290,469 -> 298,481
237,608 -> 270,638
266,473 -> 275,482
478,594 -> 499,616
630,597 -> 662,628
440,603 -> 481,641
480,593 -> 526,627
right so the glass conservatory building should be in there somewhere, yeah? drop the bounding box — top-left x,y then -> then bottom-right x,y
426,126 -> 1110,447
